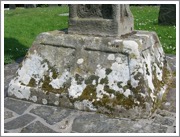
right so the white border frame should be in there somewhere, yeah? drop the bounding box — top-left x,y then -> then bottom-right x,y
1,1 -> 179,136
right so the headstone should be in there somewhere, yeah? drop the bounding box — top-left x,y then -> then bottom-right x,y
24,4 -> 36,8
68,4 -> 134,36
158,4 -> 176,25
8,4 -> 172,119
9,4 -> 16,10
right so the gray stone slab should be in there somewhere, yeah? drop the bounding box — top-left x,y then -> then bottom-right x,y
74,114 -> 99,132
142,124 -> 167,133
30,106 -> 72,125
72,114 -> 148,133
4,114 -> 36,130
72,114 -> 169,133
4,110 -> 14,119
21,121 -> 57,133
153,116 -> 174,126
4,98 -> 32,115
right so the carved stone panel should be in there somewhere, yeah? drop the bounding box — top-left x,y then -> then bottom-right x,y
77,4 -> 113,19
68,4 -> 134,37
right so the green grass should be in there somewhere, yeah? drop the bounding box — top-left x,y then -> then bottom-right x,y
131,6 -> 176,54
4,6 -> 176,64
4,6 -> 69,64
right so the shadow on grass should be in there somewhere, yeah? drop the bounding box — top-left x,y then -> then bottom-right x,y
4,37 -> 28,64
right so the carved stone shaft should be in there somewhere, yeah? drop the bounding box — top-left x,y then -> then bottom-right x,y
68,4 -> 134,37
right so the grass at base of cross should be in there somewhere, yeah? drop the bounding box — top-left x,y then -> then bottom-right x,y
4,5 -> 176,64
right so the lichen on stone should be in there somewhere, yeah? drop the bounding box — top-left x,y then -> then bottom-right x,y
8,31 -> 173,119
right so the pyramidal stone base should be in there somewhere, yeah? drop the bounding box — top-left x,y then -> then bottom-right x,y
8,30 -> 172,119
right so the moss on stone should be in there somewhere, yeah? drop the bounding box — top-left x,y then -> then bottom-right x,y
41,76 -> 68,94
122,96 -> 135,109
145,63 -> 150,75
114,92 -> 127,107
105,68 -> 112,75
150,61 -> 173,113
100,77 -> 108,84
117,82 -> 123,88
85,75 -> 99,85
48,65 -> 58,79
92,91 -> 138,112
78,85 -> 97,101
51,70 -> 58,79
129,54 -> 137,59
41,59 -> 59,79
27,78 -> 36,87
92,95 -> 115,112
75,73 -> 84,85
116,93 -> 139,109
122,80 -> 132,91
131,89 -> 147,108
152,71 -> 164,92
41,76 -> 53,91
104,85 -> 116,94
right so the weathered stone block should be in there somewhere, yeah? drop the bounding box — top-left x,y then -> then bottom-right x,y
68,4 -> 134,37
4,98 -> 31,115
30,105 -> 72,125
8,30 -> 171,119
4,114 -> 36,130
21,121 -> 57,133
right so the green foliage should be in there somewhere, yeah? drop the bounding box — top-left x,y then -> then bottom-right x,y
4,6 -> 176,64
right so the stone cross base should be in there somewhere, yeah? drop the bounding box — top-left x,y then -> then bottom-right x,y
8,30 -> 172,119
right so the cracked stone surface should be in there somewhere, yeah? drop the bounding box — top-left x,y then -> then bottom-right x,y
30,106 -> 72,125
20,121 -> 57,133
4,110 -> 14,120
4,114 -> 36,130
4,98 -> 32,115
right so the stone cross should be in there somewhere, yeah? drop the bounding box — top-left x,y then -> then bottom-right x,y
68,4 -> 134,37
8,4 -> 171,119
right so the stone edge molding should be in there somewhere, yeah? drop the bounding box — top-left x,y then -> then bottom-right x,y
8,30 -> 172,119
